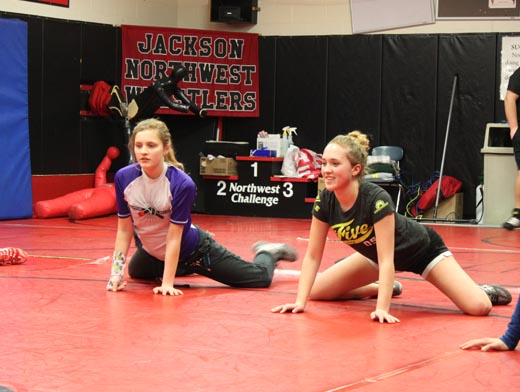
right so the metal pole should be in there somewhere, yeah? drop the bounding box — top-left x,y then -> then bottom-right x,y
433,74 -> 458,219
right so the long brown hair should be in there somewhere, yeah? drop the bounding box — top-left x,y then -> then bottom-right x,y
129,118 -> 184,171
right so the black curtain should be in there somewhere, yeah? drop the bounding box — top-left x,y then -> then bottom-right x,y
327,35 -> 382,143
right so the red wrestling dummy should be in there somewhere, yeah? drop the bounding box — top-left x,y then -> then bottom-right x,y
33,147 -> 120,220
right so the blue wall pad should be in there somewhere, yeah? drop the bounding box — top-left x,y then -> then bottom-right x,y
0,18 -> 32,219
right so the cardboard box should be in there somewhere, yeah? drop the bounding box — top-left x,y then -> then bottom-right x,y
423,193 -> 464,219
200,157 -> 238,176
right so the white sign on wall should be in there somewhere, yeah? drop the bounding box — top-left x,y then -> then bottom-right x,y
489,0 -> 516,9
500,36 -> 520,100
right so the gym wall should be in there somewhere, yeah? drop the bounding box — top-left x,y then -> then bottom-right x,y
1,10 -> 517,218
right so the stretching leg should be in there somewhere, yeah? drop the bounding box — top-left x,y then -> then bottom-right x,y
310,253 -> 380,300
425,255 -> 491,316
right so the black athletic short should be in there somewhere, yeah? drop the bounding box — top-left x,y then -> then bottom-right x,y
513,130 -> 520,170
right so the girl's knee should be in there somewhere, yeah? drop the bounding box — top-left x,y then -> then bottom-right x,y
462,299 -> 492,316
255,279 -> 272,288
309,286 -> 334,301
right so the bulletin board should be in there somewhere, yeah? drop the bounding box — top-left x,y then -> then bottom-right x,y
437,0 -> 519,19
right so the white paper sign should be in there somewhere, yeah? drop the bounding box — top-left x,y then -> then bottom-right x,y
489,0 -> 516,9
500,36 -> 520,100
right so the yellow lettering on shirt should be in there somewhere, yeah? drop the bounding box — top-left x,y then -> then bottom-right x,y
331,219 -> 373,245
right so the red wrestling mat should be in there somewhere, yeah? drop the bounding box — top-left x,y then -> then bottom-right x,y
0,215 -> 518,391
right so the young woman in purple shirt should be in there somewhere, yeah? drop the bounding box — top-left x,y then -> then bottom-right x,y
106,118 -> 296,295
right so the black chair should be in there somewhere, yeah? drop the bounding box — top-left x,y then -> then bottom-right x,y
364,146 -> 405,212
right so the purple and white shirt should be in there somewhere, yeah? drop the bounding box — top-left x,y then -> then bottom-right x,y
114,162 -> 199,261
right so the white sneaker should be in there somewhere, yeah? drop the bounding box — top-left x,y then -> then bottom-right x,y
253,241 -> 298,261
502,215 -> 520,230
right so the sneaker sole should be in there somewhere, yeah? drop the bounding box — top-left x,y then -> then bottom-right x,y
252,241 -> 297,262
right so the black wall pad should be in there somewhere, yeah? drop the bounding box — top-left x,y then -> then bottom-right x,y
80,23 -> 120,85
222,37 -> 277,146
41,18 -> 82,174
26,15 -> 45,174
80,117 -> 129,172
437,34 -> 497,218
274,36 -> 328,152
381,35 -> 439,186
327,35 -> 382,142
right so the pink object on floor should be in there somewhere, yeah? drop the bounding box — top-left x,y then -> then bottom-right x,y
0,247 -> 27,265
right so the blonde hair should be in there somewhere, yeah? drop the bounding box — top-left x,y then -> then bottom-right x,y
129,118 -> 184,171
328,130 -> 370,177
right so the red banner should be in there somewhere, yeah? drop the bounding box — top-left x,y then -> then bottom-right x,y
21,0 -> 69,6
121,25 -> 260,118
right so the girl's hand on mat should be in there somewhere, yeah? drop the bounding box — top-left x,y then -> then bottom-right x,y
459,338 -> 509,351
106,277 -> 127,292
370,309 -> 400,324
271,303 -> 305,313
153,284 -> 184,296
